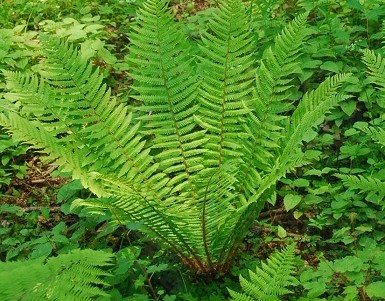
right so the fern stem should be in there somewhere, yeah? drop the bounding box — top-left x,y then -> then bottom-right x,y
217,201 -> 263,272
103,179 -> 205,271
201,172 -> 217,270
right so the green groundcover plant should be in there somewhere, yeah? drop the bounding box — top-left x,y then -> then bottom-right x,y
338,49 -> 385,208
0,0 -> 351,275
230,243 -> 298,301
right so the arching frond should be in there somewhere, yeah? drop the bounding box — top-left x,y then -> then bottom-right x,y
38,35 -> 163,188
362,126 -> 385,146
0,112 -> 103,193
253,74 -> 352,205
1,35 -> 170,200
239,12 -> 310,199
192,0 -> 258,267
194,161 -> 243,265
72,173 -> 206,270
280,73 -> 351,162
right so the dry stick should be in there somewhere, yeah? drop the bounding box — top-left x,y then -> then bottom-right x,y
258,208 -> 286,219
23,206 -> 61,212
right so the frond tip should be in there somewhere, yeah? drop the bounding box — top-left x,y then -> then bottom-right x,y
229,244 -> 298,301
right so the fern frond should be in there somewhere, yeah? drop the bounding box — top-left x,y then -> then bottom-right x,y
94,164 -> 243,270
123,0 -> 212,264
194,161 -> 244,265
229,244 -> 298,301
38,35 -> 162,186
259,74 -> 352,205
239,12 -> 310,199
72,174 -> 206,270
229,291 -> 254,301
280,73 -> 351,163
362,126 -> 385,146
0,249 -> 113,301
253,12 -> 309,153
2,71 -> 50,117
361,49 -> 385,145
249,156 -> 308,206
189,0 -> 258,267
1,34 -> 201,265
196,0 -> 255,171
3,34 -> 172,199
336,174 -> 385,207
362,49 -> 385,92
127,0 -> 205,198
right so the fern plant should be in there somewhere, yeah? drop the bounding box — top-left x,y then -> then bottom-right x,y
337,49 -> 385,208
0,249 -> 113,301
0,0 -> 351,274
229,244 -> 298,301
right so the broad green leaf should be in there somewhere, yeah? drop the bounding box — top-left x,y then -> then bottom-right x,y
340,101 -> 356,116
284,194 -> 302,211
366,281 -> 385,298
292,178 -> 310,187
40,207 -> 50,219
277,225 -> 287,238
293,210 -> 303,219
147,263 -> 169,274
320,61 -> 342,73
31,242 -> 53,259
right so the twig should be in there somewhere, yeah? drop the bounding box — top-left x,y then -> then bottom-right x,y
42,165 -> 58,177
258,208 -> 286,219
23,206 -> 61,212
30,179 -> 48,184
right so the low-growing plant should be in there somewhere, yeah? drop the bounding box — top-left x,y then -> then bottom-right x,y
338,49 -> 385,208
0,133 -> 28,190
300,238 -> 385,300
